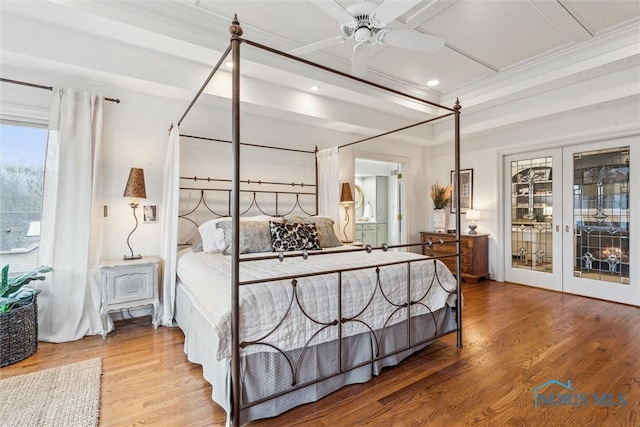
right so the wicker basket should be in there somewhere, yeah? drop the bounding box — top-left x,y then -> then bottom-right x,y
0,295 -> 38,368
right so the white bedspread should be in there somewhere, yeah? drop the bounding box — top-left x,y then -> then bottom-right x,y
176,248 -> 457,360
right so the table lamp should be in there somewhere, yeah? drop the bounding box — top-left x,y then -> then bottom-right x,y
123,167 -> 146,260
340,182 -> 354,243
466,209 -> 480,234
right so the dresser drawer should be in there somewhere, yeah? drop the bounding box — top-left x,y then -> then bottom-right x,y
423,241 -> 471,256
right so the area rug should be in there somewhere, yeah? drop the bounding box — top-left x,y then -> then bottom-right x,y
0,358 -> 101,427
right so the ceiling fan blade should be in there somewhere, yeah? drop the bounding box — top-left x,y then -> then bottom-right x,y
370,0 -> 422,27
377,30 -> 445,54
289,36 -> 347,56
309,0 -> 354,25
351,43 -> 370,78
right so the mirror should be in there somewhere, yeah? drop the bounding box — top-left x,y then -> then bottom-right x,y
354,184 -> 364,210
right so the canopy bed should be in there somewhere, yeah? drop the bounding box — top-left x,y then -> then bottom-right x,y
165,16 -> 464,427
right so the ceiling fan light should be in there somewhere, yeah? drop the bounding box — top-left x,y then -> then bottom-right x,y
427,79 -> 439,87
354,26 -> 372,43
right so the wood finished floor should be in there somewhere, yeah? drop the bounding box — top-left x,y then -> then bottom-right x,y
1,281 -> 638,426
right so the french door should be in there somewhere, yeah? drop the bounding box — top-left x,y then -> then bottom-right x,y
505,139 -> 638,305
505,148 -> 563,291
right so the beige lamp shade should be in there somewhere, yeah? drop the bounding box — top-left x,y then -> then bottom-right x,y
123,167 -> 147,199
340,182 -> 354,204
466,209 -> 480,221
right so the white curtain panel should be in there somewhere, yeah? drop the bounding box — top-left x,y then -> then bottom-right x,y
159,126 -> 180,326
37,89 -> 106,342
317,147 -> 340,225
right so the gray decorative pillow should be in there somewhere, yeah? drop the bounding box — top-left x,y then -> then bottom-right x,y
303,216 -> 335,226
303,216 -> 343,248
270,222 -> 321,252
217,221 -> 273,255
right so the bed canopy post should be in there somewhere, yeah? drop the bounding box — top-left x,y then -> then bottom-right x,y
314,145 -> 319,215
454,98 -> 463,349
229,14 -> 243,427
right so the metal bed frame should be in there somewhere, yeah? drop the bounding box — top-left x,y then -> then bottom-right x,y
175,15 -> 463,427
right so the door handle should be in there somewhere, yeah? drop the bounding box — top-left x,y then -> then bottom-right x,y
565,225 -> 570,232
556,225 -> 560,232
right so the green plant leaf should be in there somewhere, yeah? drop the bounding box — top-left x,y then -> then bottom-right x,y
1,265 -> 9,293
0,265 -> 52,301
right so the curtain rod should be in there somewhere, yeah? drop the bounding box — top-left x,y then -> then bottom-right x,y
0,78 -> 121,103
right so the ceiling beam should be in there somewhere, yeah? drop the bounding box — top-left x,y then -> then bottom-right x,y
529,0 -> 592,43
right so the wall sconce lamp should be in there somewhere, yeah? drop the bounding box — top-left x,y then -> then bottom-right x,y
123,167 -> 146,260
340,182 -> 354,243
466,209 -> 480,235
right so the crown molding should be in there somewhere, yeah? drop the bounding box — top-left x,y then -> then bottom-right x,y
441,18 -> 640,109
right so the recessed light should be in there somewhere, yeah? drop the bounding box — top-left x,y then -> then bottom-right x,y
427,80 -> 439,87
225,61 -> 233,69
310,85 -> 320,91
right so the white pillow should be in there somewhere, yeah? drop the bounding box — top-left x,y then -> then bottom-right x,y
198,216 -> 283,253
198,220 -> 227,253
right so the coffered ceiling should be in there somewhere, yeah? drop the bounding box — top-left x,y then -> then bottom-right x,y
1,1 -> 639,144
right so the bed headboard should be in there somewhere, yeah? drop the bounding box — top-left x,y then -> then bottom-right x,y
177,136 -> 319,246
178,176 -> 317,245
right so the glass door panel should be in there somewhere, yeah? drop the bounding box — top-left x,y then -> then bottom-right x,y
511,157 -> 553,272
563,140 -> 637,305
504,149 -> 562,290
563,138 -> 640,305
572,147 -> 630,284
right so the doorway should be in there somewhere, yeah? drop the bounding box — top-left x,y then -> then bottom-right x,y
354,158 -> 404,247
503,139 -> 638,305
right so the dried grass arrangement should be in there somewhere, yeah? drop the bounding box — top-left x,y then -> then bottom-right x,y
430,182 -> 452,209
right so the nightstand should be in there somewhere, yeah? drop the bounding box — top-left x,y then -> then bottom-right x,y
99,256 -> 160,337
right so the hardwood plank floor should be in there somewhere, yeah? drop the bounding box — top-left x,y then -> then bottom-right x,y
1,281 -> 638,426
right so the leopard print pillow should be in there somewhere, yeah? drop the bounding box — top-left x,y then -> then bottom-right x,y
269,221 -> 321,252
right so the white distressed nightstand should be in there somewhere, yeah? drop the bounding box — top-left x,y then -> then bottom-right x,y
99,256 -> 160,337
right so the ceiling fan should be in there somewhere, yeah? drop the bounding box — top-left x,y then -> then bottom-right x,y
289,0 -> 445,78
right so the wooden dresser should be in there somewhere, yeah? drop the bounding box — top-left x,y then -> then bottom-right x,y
420,231 -> 490,283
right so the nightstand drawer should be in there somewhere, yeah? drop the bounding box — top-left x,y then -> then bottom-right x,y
105,266 -> 155,305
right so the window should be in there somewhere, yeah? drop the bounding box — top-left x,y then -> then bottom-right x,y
0,122 -> 48,274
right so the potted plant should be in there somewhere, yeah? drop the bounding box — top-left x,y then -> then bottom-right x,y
430,182 -> 451,232
0,264 -> 52,367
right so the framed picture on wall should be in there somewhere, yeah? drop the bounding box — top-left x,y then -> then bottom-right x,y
143,205 -> 158,223
450,169 -> 473,214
